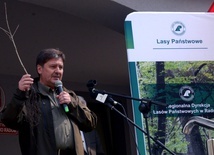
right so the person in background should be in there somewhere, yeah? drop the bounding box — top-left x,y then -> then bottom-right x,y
1,48 -> 97,155
81,130 -> 106,155
80,97 -> 105,155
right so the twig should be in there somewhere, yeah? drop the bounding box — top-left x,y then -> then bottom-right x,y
0,2 -> 28,74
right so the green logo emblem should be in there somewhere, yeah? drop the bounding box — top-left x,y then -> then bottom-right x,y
171,21 -> 186,36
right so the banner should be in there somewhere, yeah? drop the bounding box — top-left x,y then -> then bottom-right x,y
125,12 -> 214,155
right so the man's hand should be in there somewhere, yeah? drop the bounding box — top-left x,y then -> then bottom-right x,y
18,74 -> 34,91
56,91 -> 72,105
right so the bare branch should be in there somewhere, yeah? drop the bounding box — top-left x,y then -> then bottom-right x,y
12,25 -> 19,36
0,2 -> 28,74
0,27 -> 10,37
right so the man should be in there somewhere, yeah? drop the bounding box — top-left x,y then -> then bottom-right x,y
81,130 -> 106,155
1,48 -> 97,155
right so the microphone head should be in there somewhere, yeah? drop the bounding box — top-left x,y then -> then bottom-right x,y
55,80 -> 63,87
86,80 -> 98,99
87,80 -> 97,88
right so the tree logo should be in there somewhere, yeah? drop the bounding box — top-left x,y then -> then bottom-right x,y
171,21 -> 186,36
179,85 -> 194,102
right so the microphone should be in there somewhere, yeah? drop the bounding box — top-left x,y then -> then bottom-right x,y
86,80 -> 97,88
86,80 -> 98,99
55,80 -> 69,112
86,80 -> 118,105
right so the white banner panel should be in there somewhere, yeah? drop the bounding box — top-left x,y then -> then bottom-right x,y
126,12 -> 214,62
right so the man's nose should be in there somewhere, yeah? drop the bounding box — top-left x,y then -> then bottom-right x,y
55,67 -> 61,73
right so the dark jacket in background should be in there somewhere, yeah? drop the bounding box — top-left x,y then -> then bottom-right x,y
84,130 -> 105,155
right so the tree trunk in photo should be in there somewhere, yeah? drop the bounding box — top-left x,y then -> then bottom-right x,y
155,62 -> 167,154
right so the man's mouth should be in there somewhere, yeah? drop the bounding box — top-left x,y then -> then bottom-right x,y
52,76 -> 60,80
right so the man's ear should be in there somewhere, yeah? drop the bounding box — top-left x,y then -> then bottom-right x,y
37,65 -> 42,74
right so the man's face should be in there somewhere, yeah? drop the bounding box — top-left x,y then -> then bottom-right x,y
37,58 -> 64,88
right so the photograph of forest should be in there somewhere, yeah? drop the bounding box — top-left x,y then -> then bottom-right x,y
137,61 -> 214,155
